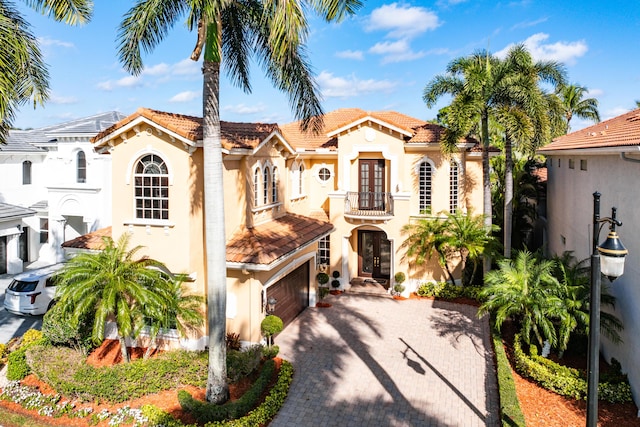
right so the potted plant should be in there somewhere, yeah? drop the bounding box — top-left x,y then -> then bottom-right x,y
331,270 -> 341,289
316,272 -> 329,287
393,272 -> 406,298
316,286 -> 331,307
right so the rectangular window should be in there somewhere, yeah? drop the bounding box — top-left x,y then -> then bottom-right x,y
580,159 -> 587,171
557,158 -> 561,167
569,159 -> 575,169
450,162 -> 459,213
40,218 -> 48,244
317,235 -> 330,266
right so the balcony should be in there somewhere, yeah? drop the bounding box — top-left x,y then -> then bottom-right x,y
344,191 -> 394,219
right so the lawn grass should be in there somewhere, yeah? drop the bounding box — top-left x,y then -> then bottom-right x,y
0,405 -> 55,427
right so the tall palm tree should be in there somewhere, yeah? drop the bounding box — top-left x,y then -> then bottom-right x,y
0,0 -> 92,142
557,84 -> 600,133
117,0 -> 362,403
497,45 -> 566,258
55,234 -> 170,363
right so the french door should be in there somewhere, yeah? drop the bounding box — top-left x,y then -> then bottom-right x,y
358,230 -> 391,280
359,159 -> 385,210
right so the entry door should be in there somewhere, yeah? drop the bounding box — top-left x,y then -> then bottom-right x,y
359,160 -> 385,210
0,236 -> 6,275
358,230 -> 391,280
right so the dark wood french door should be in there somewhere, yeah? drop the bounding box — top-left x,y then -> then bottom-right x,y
359,159 -> 385,210
358,230 -> 391,280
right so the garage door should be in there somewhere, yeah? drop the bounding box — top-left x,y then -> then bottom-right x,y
266,262 -> 309,327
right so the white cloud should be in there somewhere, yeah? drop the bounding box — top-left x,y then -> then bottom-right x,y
369,40 -> 426,64
49,94 -> 78,104
367,3 -> 440,39
37,36 -> 74,48
169,91 -> 199,103
97,75 -> 141,91
172,58 -> 201,76
496,33 -> 588,65
317,71 -> 398,98
223,104 -> 267,114
604,107 -> 631,120
143,63 -> 171,76
336,50 -> 364,60
510,17 -> 548,30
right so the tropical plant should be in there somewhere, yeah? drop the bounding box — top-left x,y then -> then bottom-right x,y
54,234 -> 171,363
117,0 -> 362,404
478,250 -> 565,349
0,0 -> 92,142
557,84 -> 600,133
401,210 -> 496,286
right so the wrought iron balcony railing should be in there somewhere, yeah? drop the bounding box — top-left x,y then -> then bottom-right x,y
344,191 -> 393,217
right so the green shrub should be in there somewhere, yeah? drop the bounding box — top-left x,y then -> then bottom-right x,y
512,334 -> 633,403
262,345 -> 279,360
0,343 -> 7,360
21,329 -> 43,347
394,272 -> 406,284
332,270 -> 340,279
491,326 -> 525,426
25,345 -> 85,389
41,304 -> 95,355
316,272 -> 329,285
318,287 -> 329,300
227,346 -> 262,383
393,284 -> 405,294
261,315 -> 283,338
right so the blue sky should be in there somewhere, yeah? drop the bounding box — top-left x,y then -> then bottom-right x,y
13,0 -> 640,131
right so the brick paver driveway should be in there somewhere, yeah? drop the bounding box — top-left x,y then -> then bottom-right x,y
270,293 -> 499,427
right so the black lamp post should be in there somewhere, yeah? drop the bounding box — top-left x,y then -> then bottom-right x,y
586,192 -> 628,427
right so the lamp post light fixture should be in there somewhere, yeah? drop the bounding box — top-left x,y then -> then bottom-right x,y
586,192 -> 628,427
267,296 -> 277,315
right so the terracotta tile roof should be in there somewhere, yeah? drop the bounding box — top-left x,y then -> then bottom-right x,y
226,214 -> 334,266
408,123 -> 481,147
92,107 -> 280,150
61,227 -> 112,250
532,166 -> 547,183
542,109 -> 640,151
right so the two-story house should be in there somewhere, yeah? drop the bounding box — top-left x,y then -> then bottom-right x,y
66,107 -> 483,350
0,112 -> 124,273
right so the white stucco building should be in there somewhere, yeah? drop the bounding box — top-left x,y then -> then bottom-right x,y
0,111 -> 125,272
539,109 -> 640,407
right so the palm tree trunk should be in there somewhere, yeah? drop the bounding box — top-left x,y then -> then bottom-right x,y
481,110 -> 492,273
118,336 -> 129,363
504,134 -> 513,258
202,21 -> 229,404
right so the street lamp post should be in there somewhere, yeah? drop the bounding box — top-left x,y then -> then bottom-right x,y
586,192 -> 628,427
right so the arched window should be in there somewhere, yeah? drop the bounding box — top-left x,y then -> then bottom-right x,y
418,161 -> 432,214
77,151 -> 86,183
291,161 -> 305,198
254,167 -> 261,207
22,161 -> 32,185
134,154 -> 169,220
272,167 -> 279,203
450,161 -> 459,213
263,167 -> 270,204
298,162 -> 305,196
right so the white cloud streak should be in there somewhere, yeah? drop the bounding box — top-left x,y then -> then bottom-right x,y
317,71 -> 398,98
366,3 -> 441,39
336,50 -> 364,60
496,33 -> 588,65
169,91 -> 199,103
222,104 -> 267,114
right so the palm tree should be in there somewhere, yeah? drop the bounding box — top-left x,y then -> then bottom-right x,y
479,250 -> 565,349
55,234 -> 170,363
557,84 -> 600,133
0,0 -> 92,142
497,45 -> 566,258
401,210 -> 496,286
117,0 -> 362,403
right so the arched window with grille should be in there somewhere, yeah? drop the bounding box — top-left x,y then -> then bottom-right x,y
450,161 -> 459,213
272,167 -> 279,203
22,160 -> 32,185
134,154 -> 169,220
418,161 -> 432,214
263,167 -> 270,204
77,151 -> 86,183
254,167 -> 261,207
291,161 -> 305,198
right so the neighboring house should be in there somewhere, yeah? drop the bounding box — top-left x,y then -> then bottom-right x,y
0,111 -> 125,271
76,107 -> 484,350
539,108 -> 640,405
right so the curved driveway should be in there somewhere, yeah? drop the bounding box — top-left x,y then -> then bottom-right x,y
271,293 -> 499,427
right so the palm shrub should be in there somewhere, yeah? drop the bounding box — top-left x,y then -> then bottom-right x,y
478,250 -> 565,350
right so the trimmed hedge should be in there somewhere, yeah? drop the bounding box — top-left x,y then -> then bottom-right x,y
512,334 -> 632,403
142,360 -> 294,427
415,281 -> 481,300
491,327 -> 525,426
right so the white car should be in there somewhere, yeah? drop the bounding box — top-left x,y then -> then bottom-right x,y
3,263 -> 65,316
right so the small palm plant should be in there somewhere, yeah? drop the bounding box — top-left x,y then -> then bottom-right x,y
55,234 -> 173,362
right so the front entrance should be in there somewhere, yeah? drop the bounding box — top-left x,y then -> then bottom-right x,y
358,230 -> 390,280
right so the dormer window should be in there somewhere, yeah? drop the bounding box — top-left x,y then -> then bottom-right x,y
77,151 -> 86,183
134,154 -> 169,220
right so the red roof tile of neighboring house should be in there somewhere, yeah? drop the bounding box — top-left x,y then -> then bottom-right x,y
542,109 -> 640,151
92,107 -> 280,150
532,166 -> 547,183
61,227 -> 112,250
226,214 -> 334,266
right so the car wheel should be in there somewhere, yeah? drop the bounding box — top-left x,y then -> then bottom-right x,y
47,300 -> 57,311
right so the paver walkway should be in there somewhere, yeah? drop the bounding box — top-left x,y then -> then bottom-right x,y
270,293 -> 499,427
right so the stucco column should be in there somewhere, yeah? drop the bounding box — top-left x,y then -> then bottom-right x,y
6,232 -> 23,274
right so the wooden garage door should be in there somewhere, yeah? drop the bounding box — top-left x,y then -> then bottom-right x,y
267,262 -> 309,327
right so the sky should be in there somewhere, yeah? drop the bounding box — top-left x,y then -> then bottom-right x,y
12,0 -> 640,132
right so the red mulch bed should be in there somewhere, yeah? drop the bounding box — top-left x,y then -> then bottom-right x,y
0,340 -> 279,427
315,302 -> 332,307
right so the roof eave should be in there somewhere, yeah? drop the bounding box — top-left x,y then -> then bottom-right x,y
93,116 -> 197,149
327,116 -> 414,138
538,145 -> 640,156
